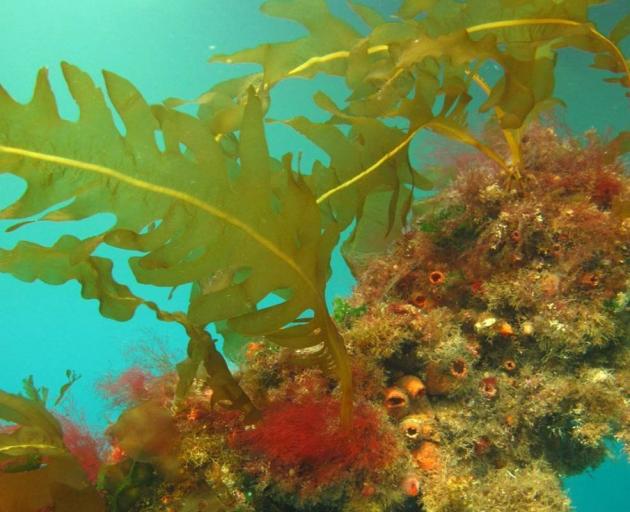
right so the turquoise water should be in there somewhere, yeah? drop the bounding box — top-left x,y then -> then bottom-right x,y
1,1 -> 628,509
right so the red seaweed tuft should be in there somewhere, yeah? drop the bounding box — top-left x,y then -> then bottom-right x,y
97,366 -> 153,406
59,417 -> 103,484
235,396 -> 399,494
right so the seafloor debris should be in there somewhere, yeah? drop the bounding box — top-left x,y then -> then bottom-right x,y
92,126 -> 629,512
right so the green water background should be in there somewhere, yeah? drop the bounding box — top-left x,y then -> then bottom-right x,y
1,1 -> 628,509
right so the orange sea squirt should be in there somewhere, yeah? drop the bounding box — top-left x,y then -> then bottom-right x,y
402,474 -> 421,496
401,414 -> 439,442
395,375 -> 426,399
496,321 -> 515,336
412,440 -> 440,471
429,270 -> 446,285
450,358 -> 468,379
410,291 -> 429,309
384,386 -> 410,416
579,272 -> 599,288
480,376 -> 498,399
503,359 -> 517,372
361,482 -> 376,497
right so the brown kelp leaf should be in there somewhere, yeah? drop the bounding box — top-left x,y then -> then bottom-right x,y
0,63 -> 352,418
0,425 -> 65,459
210,0 -> 627,182
107,401 -> 180,477
348,1 -> 386,30
0,390 -> 62,441
0,392 -> 101,511
610,13 -> 630,45
398,0 -> 440,20
478,49 -> 556,129
175,326 -> 258,422
211,0 -> 360,84
227,0 -> 627,129
418,0 -> 596,37
216,320 -> 250,365
0,236 -> 145,321
284,61 -> 501,268
458,2 -> 629,119
207,0 -> 629,271
340,189 -> 414,274
0,456 -> 103,512
50,483 -> 106,512
166,73 -> 267,138
285,115 -> 422,215
283,108 -> 432,272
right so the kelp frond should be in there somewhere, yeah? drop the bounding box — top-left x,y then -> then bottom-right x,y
0,63 -> 352,421
466,18 -> 630,85
205,0 -> 628,268
0,390 -> 104,509
287,44 -> 389,77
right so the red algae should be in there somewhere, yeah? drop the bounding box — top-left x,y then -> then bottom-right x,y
235,397 -> 399,494
97,366 -> 153,406
60,418 -> 103,484
591,172 -> 623,208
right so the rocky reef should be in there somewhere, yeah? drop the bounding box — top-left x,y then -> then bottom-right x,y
95,126 -> 629,512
